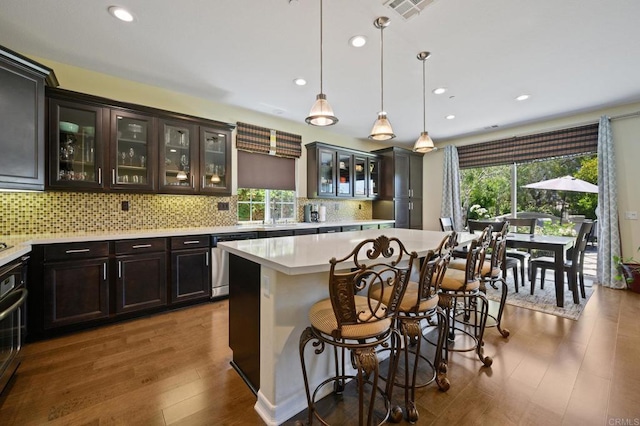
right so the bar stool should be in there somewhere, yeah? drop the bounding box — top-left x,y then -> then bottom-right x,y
299,235 -> 419,425
439,227 -> 493,367
371,232 -> 455,423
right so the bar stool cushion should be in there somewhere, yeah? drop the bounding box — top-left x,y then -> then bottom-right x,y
371,281 -> 438,313
309,296 -> 391,339
441,268 -> 480,291
449,258 -> 499,278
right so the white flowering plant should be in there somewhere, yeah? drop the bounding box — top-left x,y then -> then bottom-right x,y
468,204 -> 490,220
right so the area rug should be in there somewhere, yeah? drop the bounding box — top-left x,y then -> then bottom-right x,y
484,274 -> 596,321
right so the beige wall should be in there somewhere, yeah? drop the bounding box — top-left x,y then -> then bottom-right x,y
421,102 -> 640,258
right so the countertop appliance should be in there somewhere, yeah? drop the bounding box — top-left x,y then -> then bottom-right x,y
210,232 -> 258,298
0,255 -> 28,395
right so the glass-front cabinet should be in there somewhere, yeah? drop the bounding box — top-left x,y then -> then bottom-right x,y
318,148 -> 336,197
337,151 -> 353,197
354,155 -> 367,197
200,127 -> 231,195
367,156 -> 380,198
48,99 -> 105,190
159,119 -> 197,193
110,110 -> 156,191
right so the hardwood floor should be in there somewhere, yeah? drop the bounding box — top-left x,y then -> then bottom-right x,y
1,287 -> 639,425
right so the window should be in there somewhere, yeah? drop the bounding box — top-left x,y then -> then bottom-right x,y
237,188 -> 296,223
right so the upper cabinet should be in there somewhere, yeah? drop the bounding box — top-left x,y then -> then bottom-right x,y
45,88 -> 234,195
0,45 -> 58,191
306,142 -> 379,200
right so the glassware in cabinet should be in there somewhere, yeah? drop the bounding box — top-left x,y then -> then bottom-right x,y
200,126 -> 231,195
48,99 -> 104,189
110,110 -> 156,190
159,119 -> 197,193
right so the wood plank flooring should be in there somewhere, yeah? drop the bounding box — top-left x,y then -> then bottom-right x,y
1,286 -> 639,425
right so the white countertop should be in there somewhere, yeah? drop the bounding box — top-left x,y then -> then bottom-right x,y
219,228 -> 451,275
0,220 -> 394,267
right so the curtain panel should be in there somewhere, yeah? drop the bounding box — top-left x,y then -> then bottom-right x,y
441,145 -> 464,231
236,122 -> 302,159
457,123 -> 599,169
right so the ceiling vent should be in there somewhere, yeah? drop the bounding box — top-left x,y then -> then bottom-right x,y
383,0 -> 435,20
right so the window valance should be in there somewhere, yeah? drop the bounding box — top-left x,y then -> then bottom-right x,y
236,122 -> 302,159
457,123 -> 598,169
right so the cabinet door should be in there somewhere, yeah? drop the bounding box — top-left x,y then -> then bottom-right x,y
367,157 -> 380,198
171,248 -> 210,303
44,257 -> 109,329
394,199 -> 411,229
110,110 -> 156,191
353,155 -> 367,198
48,99 -> 106,189
409,153 -> 423,199
200,126 -> 231,195
159,119 -> 197,193
115,252 -> 167,314
337,151 -> 353,197
317,148 -> 336,197
0,58 -> 45,191
394,151 -> 411,198
409,199 -> 423,230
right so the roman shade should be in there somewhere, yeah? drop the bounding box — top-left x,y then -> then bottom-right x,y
457,123 -> 598,169
236,122 -> 302,159
237,150 -> 295,190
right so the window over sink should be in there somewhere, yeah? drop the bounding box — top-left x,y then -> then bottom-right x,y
237,189 -> 296,223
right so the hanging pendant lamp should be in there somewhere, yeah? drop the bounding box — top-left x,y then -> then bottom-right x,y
413,51 -> 435,153
305,0 -> 338,126
369,16 -> 395,141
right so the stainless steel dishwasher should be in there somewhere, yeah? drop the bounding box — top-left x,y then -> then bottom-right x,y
210,232 -> 258,298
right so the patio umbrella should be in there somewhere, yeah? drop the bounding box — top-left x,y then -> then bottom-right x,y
523,175 -> 598,222
522,175 -> 598,193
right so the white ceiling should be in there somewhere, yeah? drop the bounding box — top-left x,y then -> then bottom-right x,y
2,0 -> 640,148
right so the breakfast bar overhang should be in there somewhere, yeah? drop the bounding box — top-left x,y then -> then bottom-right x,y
219,228 -> 451,425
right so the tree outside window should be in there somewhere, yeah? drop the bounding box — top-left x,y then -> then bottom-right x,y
237,188 -> 296,223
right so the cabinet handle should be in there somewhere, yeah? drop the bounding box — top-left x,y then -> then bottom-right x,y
118,260 -> 122,278
202,176 -> 206,188
183,240 -> 200,245
65,248 -> 90,254
191,175 -> 194,188
112,169 -> 116,184
103,262 -> 108,281
98,168 -> 102,185
325,230 -> 337,233
132,244 -> 152,249
205,252 -> 209,266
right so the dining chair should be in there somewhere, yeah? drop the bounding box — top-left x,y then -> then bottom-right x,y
439,217 -> 467,259
299,235 -> 419,425
439,226 -> 493,367
503,217 -> 537,288
371,233 -> 454,423
529,221 -> 594,300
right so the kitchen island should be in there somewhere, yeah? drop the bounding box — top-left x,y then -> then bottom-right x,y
219,228 -> 451,426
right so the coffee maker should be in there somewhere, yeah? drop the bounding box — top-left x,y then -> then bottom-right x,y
307,204 -> 319,222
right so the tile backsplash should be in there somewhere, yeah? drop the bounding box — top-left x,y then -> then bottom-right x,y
0,192 -> 372,235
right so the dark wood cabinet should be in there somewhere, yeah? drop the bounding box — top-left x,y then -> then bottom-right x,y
42,242 -> 110,329
373,147 -> 423,229
306,142 -> 379,199
114,238 -> 167,314
170,235 -> 210,303
45,88 -> 234,194
0,46 -> 57,191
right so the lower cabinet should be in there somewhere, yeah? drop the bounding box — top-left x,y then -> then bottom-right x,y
42,242 -> 110,330
114,238 -> 167,314
170,235 -> 211,304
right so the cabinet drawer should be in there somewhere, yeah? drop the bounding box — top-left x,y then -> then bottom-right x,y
341,225 -> 362,232
44,241 -> 109,261
318,226 -> 341,234
115,238 -> 166,255
171,235 -> 209,250
361,224 -> 379,230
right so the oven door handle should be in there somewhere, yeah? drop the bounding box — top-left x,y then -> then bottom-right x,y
0,288 -> 28,322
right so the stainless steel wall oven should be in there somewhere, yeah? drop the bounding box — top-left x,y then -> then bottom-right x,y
0,256 -> 28,394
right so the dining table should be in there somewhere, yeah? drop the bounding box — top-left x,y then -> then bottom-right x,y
505,233 -> 576,307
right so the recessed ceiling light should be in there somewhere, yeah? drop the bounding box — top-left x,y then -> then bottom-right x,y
349,35 -> 367,47
293,78 -> 307,86
445,114 -> 456,120
108,6 -> 134,22
516,94 -> 530,101
433,87 -> 447,95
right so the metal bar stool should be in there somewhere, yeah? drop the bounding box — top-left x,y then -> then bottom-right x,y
299,235 -> 419,425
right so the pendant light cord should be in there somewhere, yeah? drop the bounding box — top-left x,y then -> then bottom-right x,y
319,0 -> 324,95
380,24 -> 384,112
422,57 -> 426,131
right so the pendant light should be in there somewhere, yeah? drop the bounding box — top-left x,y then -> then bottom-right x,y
369,17 -> 395,141
305,0 -> 338,126
413,51 -> 435,153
